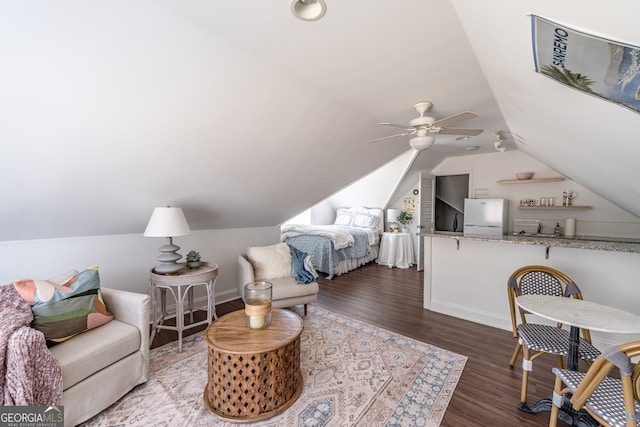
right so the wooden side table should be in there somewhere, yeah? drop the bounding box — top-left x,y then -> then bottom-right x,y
149,262 -> 218,352
203,309 -> 303,423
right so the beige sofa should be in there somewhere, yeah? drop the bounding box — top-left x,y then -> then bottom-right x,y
238,253 -> 319,314
48,287 -> 150,427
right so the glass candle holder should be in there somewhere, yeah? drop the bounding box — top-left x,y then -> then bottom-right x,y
243,281 -> 272,330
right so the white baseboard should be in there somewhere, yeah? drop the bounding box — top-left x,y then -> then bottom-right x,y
429,300 -> 619,352
430,300 -> 512,332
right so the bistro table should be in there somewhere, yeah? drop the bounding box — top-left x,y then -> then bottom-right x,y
515,295 -> 640,426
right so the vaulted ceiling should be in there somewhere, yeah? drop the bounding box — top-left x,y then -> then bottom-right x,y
1,1 -> 638,241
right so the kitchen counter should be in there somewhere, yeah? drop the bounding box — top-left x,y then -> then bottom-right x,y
421,231 -> 640,254
421,232 -> 640,350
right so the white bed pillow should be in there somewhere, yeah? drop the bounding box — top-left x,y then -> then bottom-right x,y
247,243 -> 293,280
352,213 -> 375,228
334,213 -> 353,226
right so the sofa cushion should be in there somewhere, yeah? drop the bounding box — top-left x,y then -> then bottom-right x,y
48,319 -> 141,391
268,277 -> 319,300
14,266 -> 113,343
247,243 -> 293,280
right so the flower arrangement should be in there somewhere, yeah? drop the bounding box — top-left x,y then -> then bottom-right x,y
562,190 -> 576,206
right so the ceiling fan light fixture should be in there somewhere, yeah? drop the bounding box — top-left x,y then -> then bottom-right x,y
290,0 -> 327,21
409,135 -> 435,151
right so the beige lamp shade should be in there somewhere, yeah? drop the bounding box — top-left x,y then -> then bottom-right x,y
386,209 -> 402,224
144,207 -> 191,237
144,206 -> 191,274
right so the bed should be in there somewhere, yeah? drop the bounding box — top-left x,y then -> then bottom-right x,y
281,207 -> 384,279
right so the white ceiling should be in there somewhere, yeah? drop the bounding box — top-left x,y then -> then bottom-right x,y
1,1 -> 638,241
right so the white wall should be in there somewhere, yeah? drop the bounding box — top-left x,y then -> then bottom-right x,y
327,149 -> 417,211
0,226 -> 281,303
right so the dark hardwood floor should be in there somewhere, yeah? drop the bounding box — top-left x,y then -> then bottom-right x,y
151,262 -> 571,426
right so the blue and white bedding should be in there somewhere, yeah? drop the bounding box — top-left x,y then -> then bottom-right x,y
280,224 -> 355,249
281,207 -> 383,279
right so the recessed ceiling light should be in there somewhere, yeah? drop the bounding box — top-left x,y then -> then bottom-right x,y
456,136 -> 470,141
465,146 -> 479,151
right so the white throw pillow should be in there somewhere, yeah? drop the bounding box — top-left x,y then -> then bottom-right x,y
247,243 -> 293,280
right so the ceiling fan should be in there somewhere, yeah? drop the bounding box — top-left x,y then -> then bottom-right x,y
367,101 -> 484,151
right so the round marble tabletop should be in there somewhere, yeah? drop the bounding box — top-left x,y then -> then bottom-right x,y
516,294 -> 640,334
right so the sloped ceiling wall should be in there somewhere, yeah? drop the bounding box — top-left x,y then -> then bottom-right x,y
1,1 -> 638,242
450,0 -> 640,218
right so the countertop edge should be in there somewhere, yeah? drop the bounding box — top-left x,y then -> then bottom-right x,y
420,232 -> 640,254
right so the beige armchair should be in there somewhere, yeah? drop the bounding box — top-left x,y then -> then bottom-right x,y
238,253 -> 318,315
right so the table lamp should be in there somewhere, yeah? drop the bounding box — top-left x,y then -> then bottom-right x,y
144,206 -> 191,274
386,208 -> 402,232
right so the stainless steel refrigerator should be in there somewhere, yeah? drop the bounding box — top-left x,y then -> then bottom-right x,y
463,198 -> 509,238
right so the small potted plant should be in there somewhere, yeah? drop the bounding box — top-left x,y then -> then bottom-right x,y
396,211 -> 413,233
186,250 -> 201,269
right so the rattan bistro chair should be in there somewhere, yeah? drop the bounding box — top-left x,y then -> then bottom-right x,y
549,341 -> 640,427
507,265 -> 601,409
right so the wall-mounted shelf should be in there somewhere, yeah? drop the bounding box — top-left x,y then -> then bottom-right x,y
497,177 -> 565,184
518,206 -> 591,210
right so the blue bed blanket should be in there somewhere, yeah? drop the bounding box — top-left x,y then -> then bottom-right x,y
284,227 -> 372,279
288,244 -> 318,284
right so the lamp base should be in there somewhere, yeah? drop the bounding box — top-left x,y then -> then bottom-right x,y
153,237 -> 183,275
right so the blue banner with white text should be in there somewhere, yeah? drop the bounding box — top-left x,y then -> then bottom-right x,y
532,15 -> 640,114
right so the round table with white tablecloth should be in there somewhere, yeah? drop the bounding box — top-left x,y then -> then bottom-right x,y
376,232 -> 415,268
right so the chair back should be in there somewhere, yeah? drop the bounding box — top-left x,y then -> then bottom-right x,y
507,265 -> 584,338
633,362 -> 640,408
569,341 -> 640,427
518,270 -> 564,296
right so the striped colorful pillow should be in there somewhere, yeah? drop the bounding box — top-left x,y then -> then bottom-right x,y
13,266 -> 113,343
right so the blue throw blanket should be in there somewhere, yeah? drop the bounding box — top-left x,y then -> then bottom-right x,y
289,244 -> 318,284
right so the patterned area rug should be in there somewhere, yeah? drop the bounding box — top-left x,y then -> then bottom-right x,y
82,305 -> 467,426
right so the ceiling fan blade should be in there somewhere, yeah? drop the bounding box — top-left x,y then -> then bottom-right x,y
379,122 -> 413,130
367,132 -> 411,143
438,128 -> 484,136
432,111 -> 478,128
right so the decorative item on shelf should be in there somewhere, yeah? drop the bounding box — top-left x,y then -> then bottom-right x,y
516,171 -> 534,180
144,206 -> 192,275
396,211 -> 413,233
243,281 -> 272,330
562,190 -> 577,206
520,199 -> 537,207
185,250 -> 201,269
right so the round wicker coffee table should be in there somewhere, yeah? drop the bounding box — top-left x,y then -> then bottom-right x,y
203,309 -> 304,423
